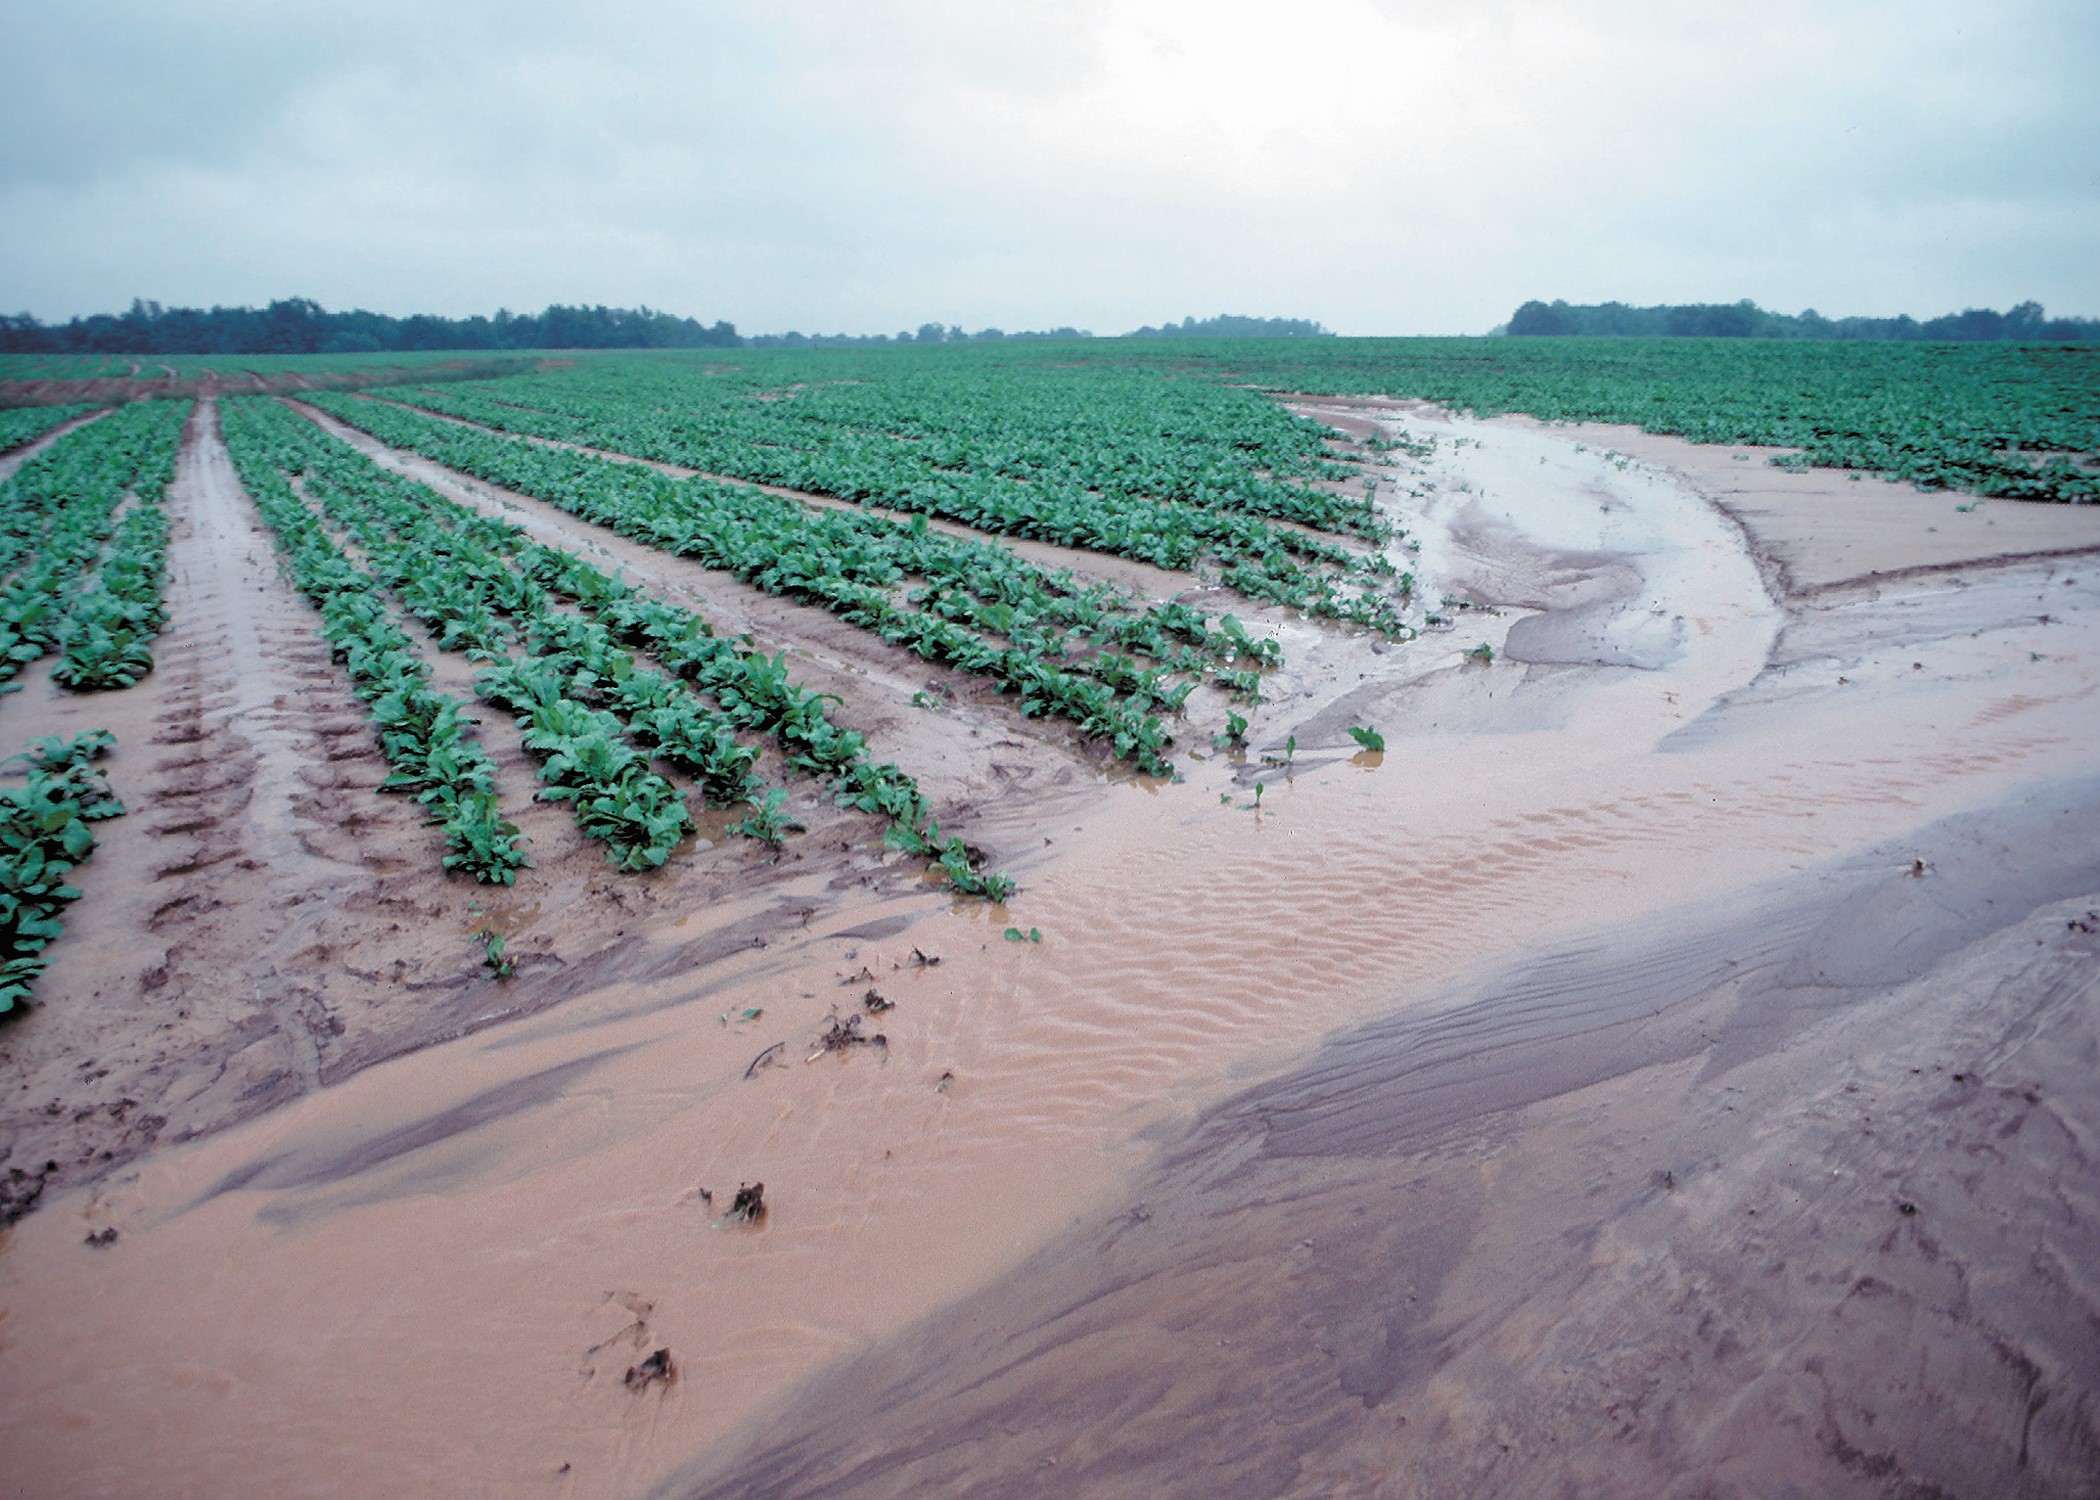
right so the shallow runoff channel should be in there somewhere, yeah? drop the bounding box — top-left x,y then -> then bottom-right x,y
6,409 -> 2099,1498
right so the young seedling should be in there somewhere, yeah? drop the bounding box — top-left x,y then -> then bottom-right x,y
1003,926 -> 1042,943
1465,642 -> 1495,666
1213,710 -> 1249,750
1347,725 -> 1385,753
474,927 -> 514,978
732,788 -> 803,848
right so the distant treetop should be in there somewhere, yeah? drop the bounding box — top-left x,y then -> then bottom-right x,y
1123,314 -> 1333,339
1505,298 -> 2100,342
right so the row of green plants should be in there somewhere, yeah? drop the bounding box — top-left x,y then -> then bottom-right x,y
229,399 -> 1015,896
372,367 -> 1412,631
0,403 -> 101,455
53,473 -> 173,690
251,410 -> 698,874
0,401 -> 186,694
217,401 -> 531,883
1,731 -> 124,1012
305,393 -> 1294,774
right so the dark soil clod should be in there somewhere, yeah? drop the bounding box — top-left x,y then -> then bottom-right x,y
623,1348 -> 675,1391
84,1227 -> 118,1248
727,1181 -> 766,1223
863,987 -> 893,1014
814,1010 -> 886,1057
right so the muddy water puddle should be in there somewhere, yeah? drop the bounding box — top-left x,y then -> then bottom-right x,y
4,410 -> 2099,1498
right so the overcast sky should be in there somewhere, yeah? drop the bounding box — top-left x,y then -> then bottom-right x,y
3,0 -> 2095,335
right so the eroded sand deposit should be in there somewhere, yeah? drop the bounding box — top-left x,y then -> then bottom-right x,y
2,397 -> 2096,1497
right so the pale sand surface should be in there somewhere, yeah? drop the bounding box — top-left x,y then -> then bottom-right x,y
1,397 -> 2096,1498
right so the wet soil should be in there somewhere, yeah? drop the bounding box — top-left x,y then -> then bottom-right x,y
2,394 -> 2098,1498
674,787 -> 2100,1499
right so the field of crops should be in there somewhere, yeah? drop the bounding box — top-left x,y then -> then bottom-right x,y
6,332 -> 2096,1008
2,332 -> 2096,1023
1084,336 -> 2100,502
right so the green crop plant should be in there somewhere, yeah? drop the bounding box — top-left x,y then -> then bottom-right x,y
1,730 -> 126,1010
475,927 -> 515,978
733,787 -> 803,848
1348,725 -> 1386,753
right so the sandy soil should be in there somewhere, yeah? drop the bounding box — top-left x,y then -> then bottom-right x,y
1,395 -> 2097,1498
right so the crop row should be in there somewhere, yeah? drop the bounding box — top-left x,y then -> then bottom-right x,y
305,393 -> 1299,772
374,371 -> 1412,630
234,402 -> 701,873
229,399 -> 1013,896
1,401 -> 186,694
218,401 -> 531,883
1,731 -> 125,1012
0,403 -> 101,455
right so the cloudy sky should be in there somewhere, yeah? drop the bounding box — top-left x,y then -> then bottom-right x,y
3,0 -> 2095,335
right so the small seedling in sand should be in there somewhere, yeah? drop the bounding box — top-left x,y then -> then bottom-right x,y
1347,725 -> 1386,754
1213,711 -> 1249,750
1003,926 -> 1042,943
862,987 -> 893,1014
718,1006 -> 763,1026
475,927 -> 514,978
1465,642 -> 1495,666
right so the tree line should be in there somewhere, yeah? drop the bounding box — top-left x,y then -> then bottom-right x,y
745,322 -> 1093,348
1124,314 -> 1332,339
1506,298 -> 2100,341
0,298 -> 741,355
